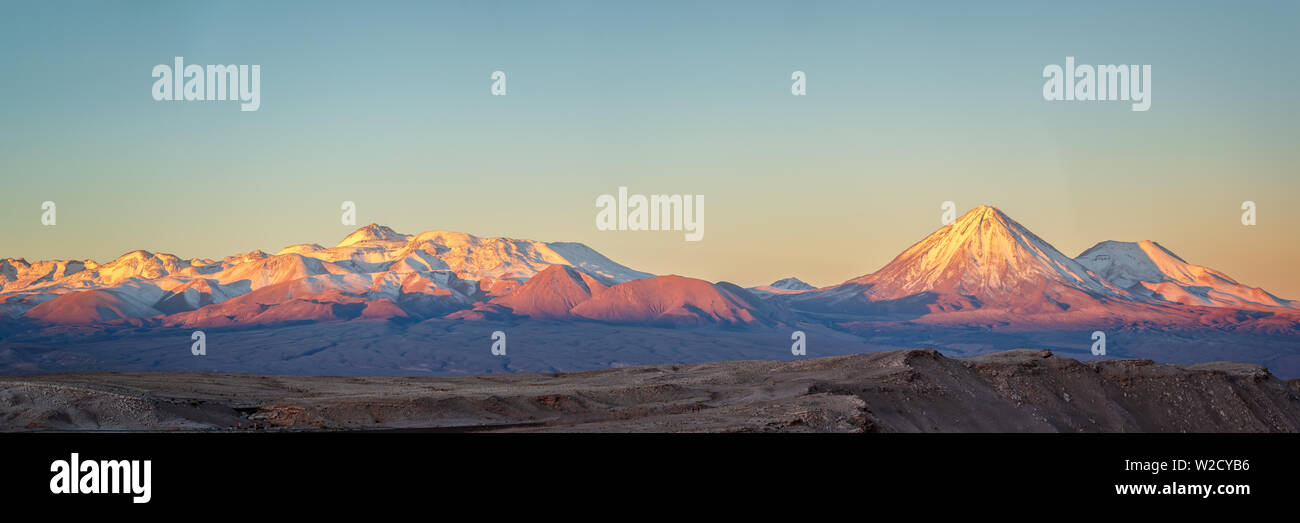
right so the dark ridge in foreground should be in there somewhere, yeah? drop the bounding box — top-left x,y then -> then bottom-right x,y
3,349 -> 1299,432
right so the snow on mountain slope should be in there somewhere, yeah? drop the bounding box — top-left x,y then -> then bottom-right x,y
2,225 -> 651,324
209,253 -> 341,290
336,224 -> 409,247
162,276 -> 371,327
261,225 -> 651,283
22,289 -> 162,324
396,230 -> 652,282
276,243 -> 327,256
770,277 -> 815,290
1,258 -> 94,291
221,250 -> 270,266
89,250 -> 190,286
543,242 -> 654,283
859,206 -> 1119,298
0,293 -> 53,319
786,206 -> 1131,316
750,277 -> 815,295
7,214 -> 1290,331
1075,240 -> 1293,309
153,278 -> 242,315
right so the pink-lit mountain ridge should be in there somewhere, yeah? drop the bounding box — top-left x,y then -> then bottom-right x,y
1,208 -> 1295,332
1,224 -> 777,328
779,206 -> 1296,329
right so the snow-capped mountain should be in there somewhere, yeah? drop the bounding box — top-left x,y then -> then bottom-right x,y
336,223 -> 408,247
749,277 -> 815,295
5,206 -> 1297,380
3,210 -> 1294,330
0,225 -> 652,323
1075,240 -> 1293,310
785,206 -> 1131,317
860,206 -> 1120,299
276,225 -> 651,283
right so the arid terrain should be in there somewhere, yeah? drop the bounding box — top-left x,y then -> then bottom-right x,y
4,348 -> 1299,432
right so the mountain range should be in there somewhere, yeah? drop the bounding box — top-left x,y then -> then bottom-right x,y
780,206 -> 1294,328
1,206 -> 1297,376
2,224 -> 654,326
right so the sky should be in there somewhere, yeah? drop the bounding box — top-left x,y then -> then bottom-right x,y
1,1 -> 1298,297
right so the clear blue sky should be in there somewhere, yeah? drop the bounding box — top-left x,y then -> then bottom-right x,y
2,1 -> 1297,296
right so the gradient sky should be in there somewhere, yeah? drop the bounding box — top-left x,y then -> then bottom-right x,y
2,1 -> 1297,297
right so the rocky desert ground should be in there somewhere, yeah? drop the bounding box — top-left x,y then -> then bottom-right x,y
3,348 -> 1299,432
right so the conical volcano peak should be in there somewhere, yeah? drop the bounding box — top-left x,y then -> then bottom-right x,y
934,206 -> 1040,258
960,204 -> 1007,220
845,205 -> 1117,301
949,205 -> 1021,232
337,224 -> 409,247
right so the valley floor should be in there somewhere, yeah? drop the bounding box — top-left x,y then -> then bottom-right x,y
5,318 -> 1300,378
4,348 -> 1299,432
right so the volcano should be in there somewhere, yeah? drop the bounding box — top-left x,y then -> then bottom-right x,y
1075,240 -> 1293,310
784,206 -> 1135,318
